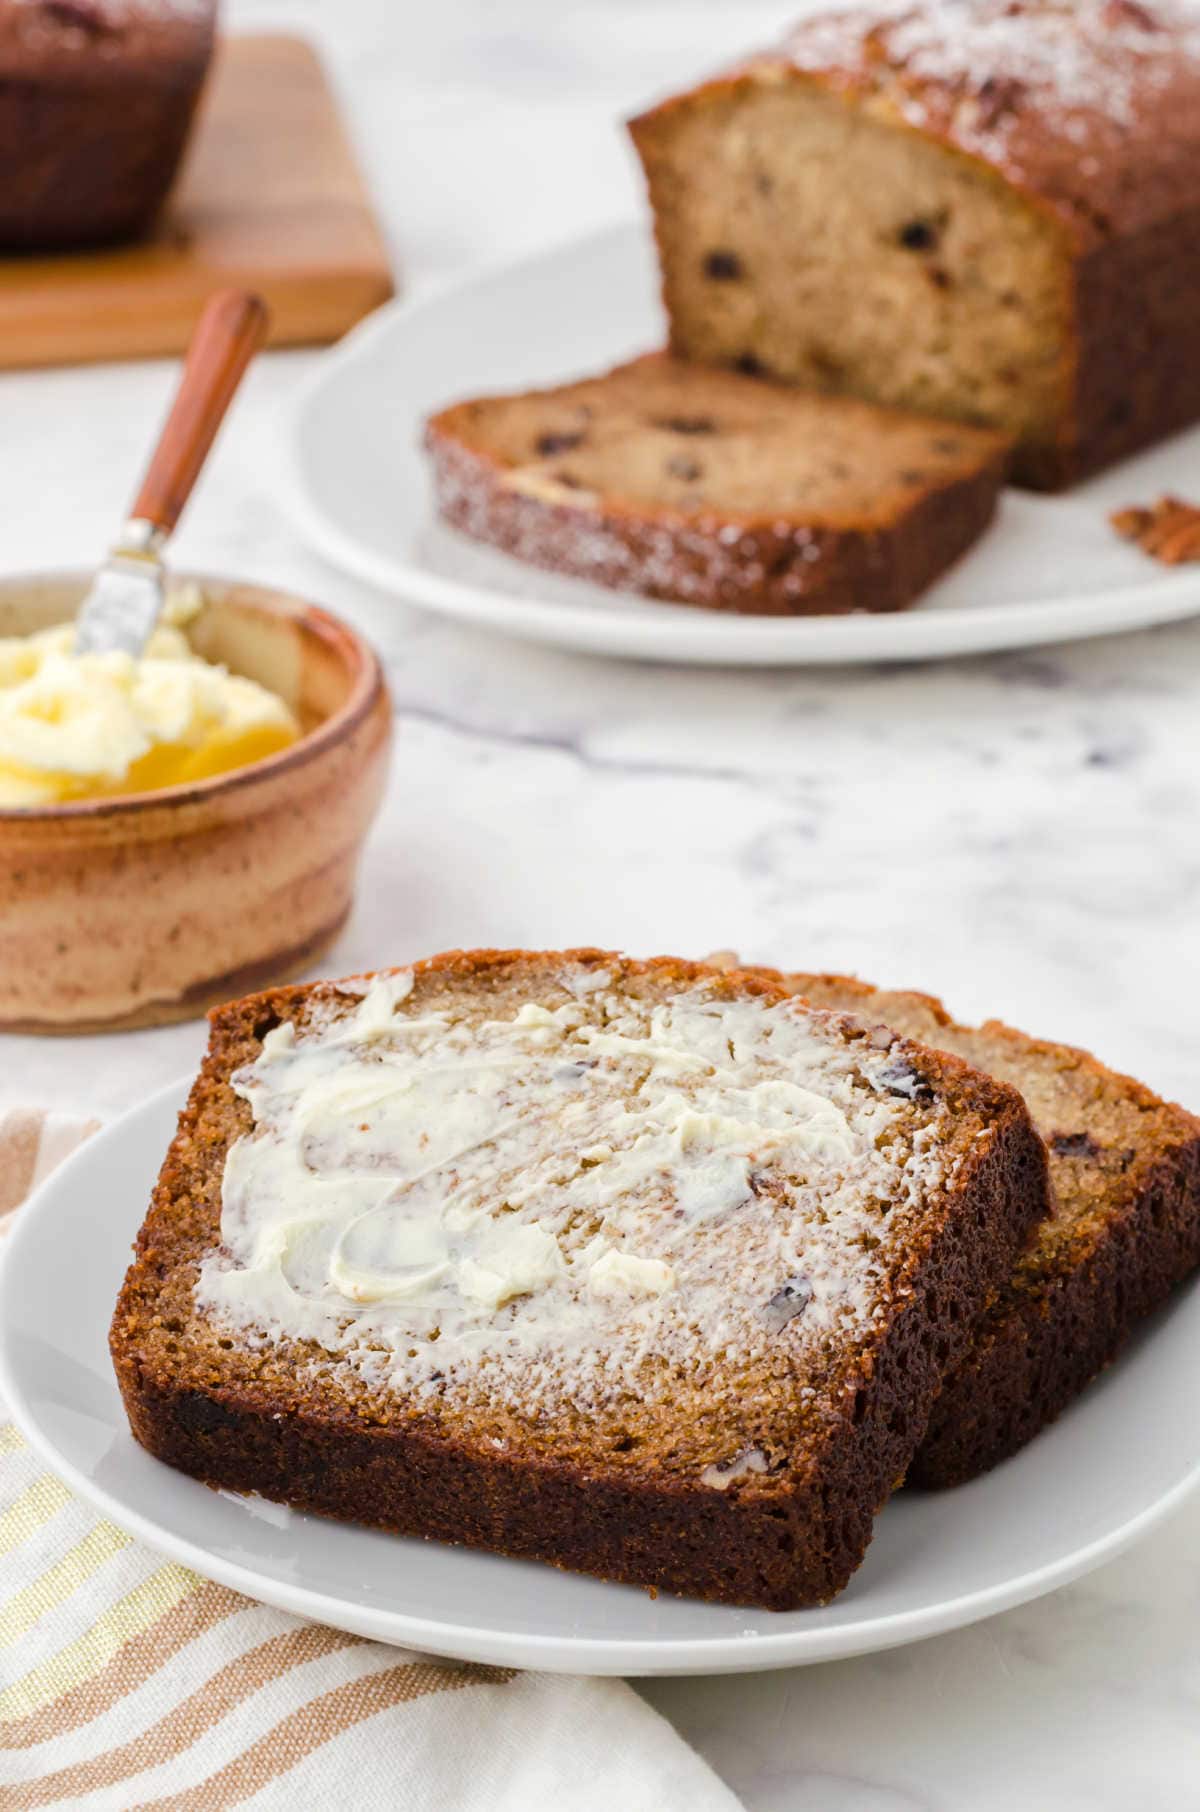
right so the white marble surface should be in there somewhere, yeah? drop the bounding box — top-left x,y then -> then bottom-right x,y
3,1 -> 1200,1804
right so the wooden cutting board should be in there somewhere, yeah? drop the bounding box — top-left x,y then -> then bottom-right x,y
0,35 -> 395,369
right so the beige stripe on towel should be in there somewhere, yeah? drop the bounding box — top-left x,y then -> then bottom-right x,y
0,1110 -> 46,1215
135,1661 -> 518,1812
4,1625 -> 368,1809
0,1572 -> 237,1737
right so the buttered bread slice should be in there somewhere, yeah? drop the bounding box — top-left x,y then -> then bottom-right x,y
111,949 -> 1049,1609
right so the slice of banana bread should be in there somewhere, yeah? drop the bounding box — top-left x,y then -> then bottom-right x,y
629,0 -> 1200,489
425,354 -> 1008,616
781,971 -> 1200,1486
110,949 -> 1049,1609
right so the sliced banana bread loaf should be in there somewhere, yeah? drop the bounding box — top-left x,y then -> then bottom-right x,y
782,971 -> 1200,1485
110,949 -> 1049,1609
630,0 -> 1200,489
425,354 -> 1008,615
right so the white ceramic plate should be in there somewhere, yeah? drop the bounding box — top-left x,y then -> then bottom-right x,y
3,1080 -> 1200,1676
279,221 -> 1200,667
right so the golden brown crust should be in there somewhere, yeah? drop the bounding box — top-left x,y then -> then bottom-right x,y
632,2 -> 1200,250
778,967 -> 1200,1484
110,947 -> 1051,1608
425,356 -> 1007,616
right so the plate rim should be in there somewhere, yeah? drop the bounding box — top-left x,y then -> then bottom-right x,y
3,1076 -> 1200,1675
273,219 -> 1200,670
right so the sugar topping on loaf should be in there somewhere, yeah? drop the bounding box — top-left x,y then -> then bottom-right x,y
195,966 -> 956,1423
779,0 -> 1200,165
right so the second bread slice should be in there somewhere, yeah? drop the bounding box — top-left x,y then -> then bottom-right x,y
425,354 -> 1009,615
783,970 -> 1200,1485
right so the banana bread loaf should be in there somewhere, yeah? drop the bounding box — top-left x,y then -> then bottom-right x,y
0,0 -> 216,250
426,354 -> 1008,615
110,949 -> 1050,1609
630,0 -> 1200,489
781,970 -> 1200,1485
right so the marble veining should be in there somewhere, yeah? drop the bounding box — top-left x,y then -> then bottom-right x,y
1,2 -> 1199,1805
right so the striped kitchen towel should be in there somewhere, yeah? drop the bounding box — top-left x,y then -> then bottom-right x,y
0,1109 -> 743,1812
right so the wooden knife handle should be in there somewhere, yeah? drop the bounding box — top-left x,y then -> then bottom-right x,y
130,290 -> 269,536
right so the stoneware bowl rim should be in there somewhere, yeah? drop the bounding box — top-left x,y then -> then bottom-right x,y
0,568 -> 386,822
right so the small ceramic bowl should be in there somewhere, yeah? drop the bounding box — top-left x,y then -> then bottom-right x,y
0,573 -> 392,1033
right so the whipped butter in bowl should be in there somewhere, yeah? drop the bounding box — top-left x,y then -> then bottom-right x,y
0,591 -> 299,807
0,573 -> 391,1033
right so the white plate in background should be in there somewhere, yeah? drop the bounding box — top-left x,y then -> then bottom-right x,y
279,221 -> 1200,666
2,1078 -> 1199,1676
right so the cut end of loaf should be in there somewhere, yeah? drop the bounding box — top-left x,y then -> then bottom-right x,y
630,73 -> 1075,488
